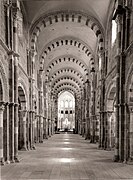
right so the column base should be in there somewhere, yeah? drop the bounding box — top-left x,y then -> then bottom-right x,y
106,147 -> 112,151
90,137 -> 96,144
43,135 -> 48,139
6,160 -> 10,164
39,140 -> 43,143
21,147 -> 27,151
14,156 -> 20,163
128,157 -> 133,162
31,145 -> 36,150
1,158 -> 5,166
10,158 -> 15,163
127,158 -> 133,164
123,160 -> 127,164
98,144 -> 104,150
113,155 -> 119,162
118,159 -> 124,163
27,145 -> 30,151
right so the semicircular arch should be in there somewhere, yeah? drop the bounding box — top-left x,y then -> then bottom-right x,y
30,11 -> 104,52
44,55 -> 89,76
46,67 -> 87,83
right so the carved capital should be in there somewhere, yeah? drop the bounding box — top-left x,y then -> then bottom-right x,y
0,102 -> 5,111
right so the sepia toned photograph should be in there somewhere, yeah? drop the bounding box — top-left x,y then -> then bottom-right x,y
0,0 -> 133,179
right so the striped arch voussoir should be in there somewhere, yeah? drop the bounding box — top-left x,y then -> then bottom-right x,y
30,11 -> 104,53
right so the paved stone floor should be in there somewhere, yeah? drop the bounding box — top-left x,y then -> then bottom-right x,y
1,133 -> 133,180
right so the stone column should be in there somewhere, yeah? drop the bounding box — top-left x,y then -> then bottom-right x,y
99,50 -> 105,149
119,52 -> 126,160
81,91 -> 85,137
26,111 -> 30,150
32,112 -> 36,149
103,112 -> 108,149
80,95 -> 83,135
38,69 -> 44,142
12,3 -> 20,162
20,110 -> 27,151
37,116 -> 39,142
129,107 -> 133,160
113,13 -> 123,162
45,118 -> 48,139
51,119 -> 54,136
3,103 -> 10,164
39,116 -> 43,143
85,79 -> 90,140
29,111 -> 33,149
29,49 -> 36,150
55,99 -> 58,131
51,95 -> 54,135
43,82 -> 48,139
9,53 -> 15,163
49,119 -> 51,137
75,96 -> 78,133
39,116 -> 41,141
90,68 -> 96,143
14,59 -> 19,162
43,117 -> 46,139
48,93 -> 52,137
48,119 -> 50,136
0,103 -> 5,165
34,115 -> 37,143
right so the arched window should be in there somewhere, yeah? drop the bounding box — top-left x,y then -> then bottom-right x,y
65,100 -> 68,108
112,20 -> 117,45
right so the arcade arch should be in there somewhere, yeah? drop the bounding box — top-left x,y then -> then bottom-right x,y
106,85 -> 116,149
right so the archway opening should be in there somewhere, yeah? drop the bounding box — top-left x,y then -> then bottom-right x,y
18,86 -> 27,150
107,86 -> 116,149
58,91 -> 75,132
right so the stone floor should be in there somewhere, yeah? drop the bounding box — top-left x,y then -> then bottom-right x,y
1,133 -> 133,180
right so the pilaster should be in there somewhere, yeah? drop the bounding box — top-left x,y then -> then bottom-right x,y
32,112 -> 36,149
0,102 -> 5,165
3,102 -> 10,164
29,110 -> 33,149
9,102 -> 15,163
26,111 -> 30,150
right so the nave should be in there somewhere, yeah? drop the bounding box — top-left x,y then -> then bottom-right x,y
0,0 -> 133,175
1,133 -> 133,180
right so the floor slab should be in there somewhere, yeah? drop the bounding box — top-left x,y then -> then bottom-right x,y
1,133 -> 133,180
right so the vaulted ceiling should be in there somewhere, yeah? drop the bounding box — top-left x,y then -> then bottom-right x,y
23,0 -> 112,98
